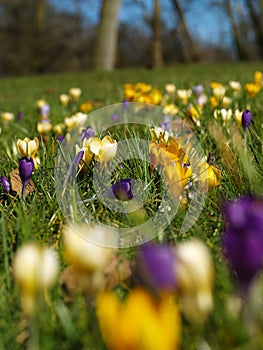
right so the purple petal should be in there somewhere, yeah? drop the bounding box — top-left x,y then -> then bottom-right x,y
104,178 -> 133,201
74,150 -> 84,166
18,157 -> 34,186
136,243 -> 176,292
1,176 -> 11,193
242,110 -> 252,130
81,126 -> 95,141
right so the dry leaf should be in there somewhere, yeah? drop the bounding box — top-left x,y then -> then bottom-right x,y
10,168 -> 36,198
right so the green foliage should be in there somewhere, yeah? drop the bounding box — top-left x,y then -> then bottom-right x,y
0,63 -> 263,349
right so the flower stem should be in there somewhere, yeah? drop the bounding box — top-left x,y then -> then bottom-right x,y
22,184 -> 27,200
244,129 -> 248,153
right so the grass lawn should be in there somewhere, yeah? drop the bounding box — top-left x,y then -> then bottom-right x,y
0,62 -> 263,350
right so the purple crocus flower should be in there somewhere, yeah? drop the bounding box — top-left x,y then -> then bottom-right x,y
57,135 -> 64,143
222,196 -> 263,293
40,104 -> 50,118
192,84 -> 204,96
81,126 -> 95,141
19,157 -> 34,187
1,176 -> 11,193
17,112 -> 24,121
242,109 -> 252,130
135,243 -> 176,293
123,99 -> 129,111
160,115 -> 171,131
111,114 -> 119,122
104,178 -> 133,201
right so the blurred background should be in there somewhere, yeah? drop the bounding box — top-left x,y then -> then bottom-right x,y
0,0 -> 262,76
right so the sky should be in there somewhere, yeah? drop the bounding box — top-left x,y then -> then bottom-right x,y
51,0 -> 233,47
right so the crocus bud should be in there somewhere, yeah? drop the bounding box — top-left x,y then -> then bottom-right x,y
73,150 -> 84,166
242,109 -> 252,130
136,243 -> 176,293
69,87 -> 82,101
107,179 -> 133,201
19,157 -> 34,186
1,176 -> 10,193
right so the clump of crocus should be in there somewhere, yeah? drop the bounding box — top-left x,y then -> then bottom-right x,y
13,243 -> 58,316
175,239 -> 214,325
19,157 -> 34,199
64,112 -> 87,131
222,196 -> 263,294
96,288 -> 181,350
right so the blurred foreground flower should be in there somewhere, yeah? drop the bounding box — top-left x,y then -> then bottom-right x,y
97,288 -> 181,350
13,243 -> 58,316
62,224 -> 116,294
135,243 -> 176,294
175,239 -> 214,324
222,196 -> 263,293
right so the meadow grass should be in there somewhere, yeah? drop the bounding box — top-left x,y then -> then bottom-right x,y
0,62 -> 263,350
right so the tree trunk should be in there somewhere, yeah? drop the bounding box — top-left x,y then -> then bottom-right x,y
32,0 -> 46,73
245,0 -> 263,59
153,0 -> 163,67
93,0 -> 122,71
224,0 -> 249,60
171,0 -> 199,61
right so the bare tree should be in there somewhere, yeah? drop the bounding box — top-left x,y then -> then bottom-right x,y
224,0 -> 249,60
245,0 -> 263,58
152,0 -> 163,67
93,0 -> 122,71
31,0 -> 46,72
170,0 -> 200,61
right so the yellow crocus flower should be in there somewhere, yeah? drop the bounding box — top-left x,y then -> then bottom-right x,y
199,162 -> 221,190
69,87 -> 82,101
96,288 -> 181,350
17,137 -> 39,158
253,70 -> 262,85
